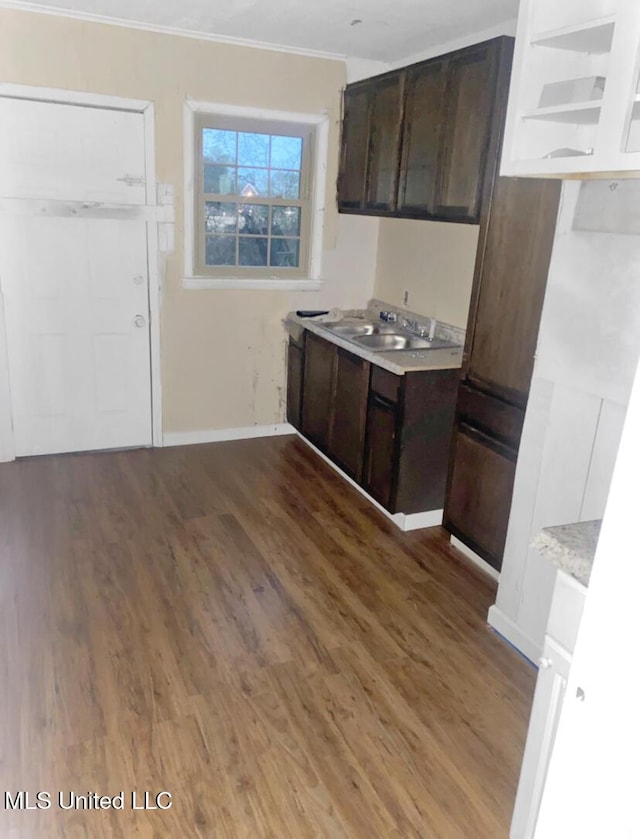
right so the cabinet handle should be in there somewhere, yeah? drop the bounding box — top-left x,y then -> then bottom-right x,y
538,657 -> 553,669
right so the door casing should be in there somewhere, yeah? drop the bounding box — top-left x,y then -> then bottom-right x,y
0,84 -> 168,461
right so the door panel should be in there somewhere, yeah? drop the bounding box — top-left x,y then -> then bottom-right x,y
366,74 -> 404,212
328,349 -> 370,480
0,216 -> 151,456
363,394 -> 398,510
444,423 -> 517,569
301,332 -> 336,450
0,98 -> 147,205
338,85 -> 372,210
398,60 -> 448,214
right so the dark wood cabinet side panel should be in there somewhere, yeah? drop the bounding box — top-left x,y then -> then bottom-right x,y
366,74 -> 404,212
301,332 -> 336,451
286,340 -> 304,430
398,60 -> 448,214
435,46 -> 497,221
328,350 -> 371,481
467,176 -> 562,401
443,424 -> 517,570
363,395 -> 398,510
395,368 -> 459,514
338,85 -> 372,210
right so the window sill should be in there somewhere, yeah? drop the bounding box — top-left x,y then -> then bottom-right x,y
183,277 -> 324,291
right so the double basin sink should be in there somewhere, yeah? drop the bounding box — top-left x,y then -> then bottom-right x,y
320,319 -> 459,353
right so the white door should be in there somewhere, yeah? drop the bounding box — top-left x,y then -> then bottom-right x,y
0,97 -> 152,456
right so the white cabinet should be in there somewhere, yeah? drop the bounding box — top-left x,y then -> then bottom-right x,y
501,0 -> 640,177
510,569 -> 586,838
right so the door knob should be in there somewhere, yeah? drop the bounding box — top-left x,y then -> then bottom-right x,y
134,315 -> 146,328
538,657 -> 553,669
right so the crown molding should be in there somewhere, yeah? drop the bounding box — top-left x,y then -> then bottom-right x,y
0,0 -> 347,62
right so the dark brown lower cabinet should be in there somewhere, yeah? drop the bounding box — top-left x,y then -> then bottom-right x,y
328,349 -> 370,481
301,331 -> 336,450
292,329 -> 460,515
362,392 -> 397,508
444,424 -> 517,566
286,334 -> 305,430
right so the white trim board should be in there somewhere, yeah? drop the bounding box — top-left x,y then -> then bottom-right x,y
0,1 -> 347,62
183,99 -> 329,289
0,84 -> 164,460
163,424 -> 295,447
487,604 -> 540,665
449,535 -> 500,581
297,434 -> 443,532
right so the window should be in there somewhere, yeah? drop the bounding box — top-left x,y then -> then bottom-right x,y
193,113 -> 315,280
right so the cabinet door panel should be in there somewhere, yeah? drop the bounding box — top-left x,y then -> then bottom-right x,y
366,74 -> 404,212
363,394 -> 398,510
286,339 -> 304,430
398,60 -> 448,214
338,85 -> 372,210
444,423 -> 516,569
329,350 -> 370,480
466,177 -> 561,403
511,636 -> 571,839
436,46 -> 498,221
301,332 -> 336,450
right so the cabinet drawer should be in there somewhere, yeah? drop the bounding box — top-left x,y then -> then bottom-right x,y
370,366 -> 402,404
456,382 -> 524,449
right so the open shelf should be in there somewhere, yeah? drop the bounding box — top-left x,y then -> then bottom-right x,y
522,101 -> 602,123
531,16 -> 616,53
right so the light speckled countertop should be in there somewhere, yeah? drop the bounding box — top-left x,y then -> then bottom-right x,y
285,304 -> 464,375
533,520 -> 601,586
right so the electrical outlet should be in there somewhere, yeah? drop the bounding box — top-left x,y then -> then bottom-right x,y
403,289 -> 409,306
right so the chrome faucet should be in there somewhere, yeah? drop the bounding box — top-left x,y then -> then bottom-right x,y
379,310 -> 397,322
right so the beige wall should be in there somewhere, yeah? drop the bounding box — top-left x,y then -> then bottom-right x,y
0,9 -> 378,433
374,217 -> 479,329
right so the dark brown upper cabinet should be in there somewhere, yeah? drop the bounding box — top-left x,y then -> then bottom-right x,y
337,36 -> 514,224
365,74 -> 405,212
397,59 -> 448,216
337,83 -> 373,210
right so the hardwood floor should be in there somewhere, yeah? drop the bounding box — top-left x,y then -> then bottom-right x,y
0,435 -> 535,838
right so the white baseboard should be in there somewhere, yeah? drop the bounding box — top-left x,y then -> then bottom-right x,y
487,605 -> 540,665
297,434 -> 441,532
450,535 -> 501,581
163,423 -> 295,447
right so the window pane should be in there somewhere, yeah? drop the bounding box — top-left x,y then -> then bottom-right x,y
205,202 -> 237,234
269,170 -> 300,199
204,165 -> 236,194
239,237 -> 268,266
271,206 -> 301,236
239,204 -> 269,235
206,236 -> 236,266
270,238 -> 300,268
203,129 -> 236,164
238,132 -> 269,168
270,135 -> 303,170
237,167 -> 269,197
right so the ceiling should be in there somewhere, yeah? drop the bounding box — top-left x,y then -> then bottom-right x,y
6,0 -> 519,62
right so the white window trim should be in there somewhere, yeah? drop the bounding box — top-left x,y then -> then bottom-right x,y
183,99 -> 328,291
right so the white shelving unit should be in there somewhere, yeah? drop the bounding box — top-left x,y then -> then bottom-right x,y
501,0 -> 640,177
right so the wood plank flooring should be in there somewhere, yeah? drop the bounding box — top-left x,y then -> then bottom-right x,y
0,435 -> 535,838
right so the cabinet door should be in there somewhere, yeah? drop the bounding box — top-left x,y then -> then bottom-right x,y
328,349 -> 371,481
363,393 -> 398,510
301,332 -> 336,451
397,59 -> 448,215
510,636 -> 571,839
435,43 -> 499,222
365,73 -> 404,212
286,338 -> 304,430
443,423 -> 517,570
466,176 -> 561,404
337,84 -> 372,211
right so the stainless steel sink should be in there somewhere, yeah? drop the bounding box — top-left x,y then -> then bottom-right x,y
320,319 -> 460,352
352,333 -> 433,351
322,320 -> 401,337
